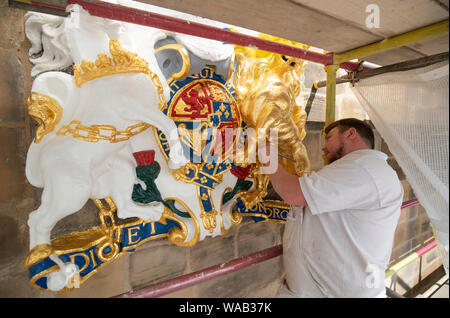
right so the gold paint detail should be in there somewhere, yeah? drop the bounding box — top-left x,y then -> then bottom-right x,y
155,43 -> 191,83
177,121 -> 209,157
235,165 -> 270,210
75,40 -> 149,87
200,209 -> 218,234
24,244 -> 54,269
219,187 -> 233,235
229,199 -> 290,225
92,198 -> 121,263
171,162 -> 200,183
163,197 -> 200,247
195,186 -> 218,234
219,187 -> 243,235
226,53 -> 235,83
27,92 -> 63,143
170,162 -> 223,189
56,120 -> 150,143
230,208 -> 243,226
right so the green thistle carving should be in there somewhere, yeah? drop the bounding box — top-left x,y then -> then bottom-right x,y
132,162 -> 191,218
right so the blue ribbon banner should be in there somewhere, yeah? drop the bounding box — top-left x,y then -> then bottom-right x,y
27,199 -> 289,292
27,217 -> 180,292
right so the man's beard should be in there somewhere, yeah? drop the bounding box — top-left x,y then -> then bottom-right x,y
328,144 -> 344,163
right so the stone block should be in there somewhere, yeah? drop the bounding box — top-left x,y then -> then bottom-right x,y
397,209 -> 408,226
419,228 -> 434,245
390,239 -> 412,264
406,218 -> 421,243
419,210 -> 430,228
50,199 -> 101,240
0,215 -> 29,273
60,254 -> 131,298
393,222 -> 407,246
0,54 -> 25,122
397,205 -> 419,226
0,271 -> 44,298
0,128 -> 27,201
420,217 -> 431,233
129,239 -> 187,288
189,232 -> 235,271
242,278 -> 281,298
420,247 -> 442,279
195,257 -> 283,298
406,205 -> 419,222
236,221 -> 279,257
0,3 -> 24,50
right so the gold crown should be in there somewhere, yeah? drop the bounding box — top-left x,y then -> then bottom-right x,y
74,40 -> 150,87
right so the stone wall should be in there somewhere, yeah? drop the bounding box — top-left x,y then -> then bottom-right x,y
0,0 -> 41,298
0,3 -> 441,298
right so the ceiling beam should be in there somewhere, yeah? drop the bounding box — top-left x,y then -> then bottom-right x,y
333,20 -> 449,64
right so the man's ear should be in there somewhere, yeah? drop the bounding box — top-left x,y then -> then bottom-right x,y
347,127 -> 357,139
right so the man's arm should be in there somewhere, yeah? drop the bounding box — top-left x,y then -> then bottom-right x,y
265,149 -> 307,206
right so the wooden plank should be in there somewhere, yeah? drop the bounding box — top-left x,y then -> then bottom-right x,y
356,51 -> 449,79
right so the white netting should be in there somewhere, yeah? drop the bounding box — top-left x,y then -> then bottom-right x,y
351,61 -> 449,274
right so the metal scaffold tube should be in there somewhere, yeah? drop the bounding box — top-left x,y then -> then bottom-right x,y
324,64 -> 339,131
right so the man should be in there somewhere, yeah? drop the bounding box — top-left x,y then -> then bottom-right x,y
265,118 -> 403,297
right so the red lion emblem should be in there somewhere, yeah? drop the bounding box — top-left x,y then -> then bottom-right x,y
181,86 -> 210,116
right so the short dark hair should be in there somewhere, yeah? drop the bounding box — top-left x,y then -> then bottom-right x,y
324,118 -> 375,149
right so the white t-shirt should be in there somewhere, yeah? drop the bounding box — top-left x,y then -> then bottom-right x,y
280,149 -> 403,298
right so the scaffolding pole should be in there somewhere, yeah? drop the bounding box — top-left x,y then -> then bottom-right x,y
324,64 -> 339,131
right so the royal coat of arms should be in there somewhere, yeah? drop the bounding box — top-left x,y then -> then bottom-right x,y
23,2 -> 310,293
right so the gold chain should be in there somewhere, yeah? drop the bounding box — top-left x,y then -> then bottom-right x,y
56,120 -> 150,143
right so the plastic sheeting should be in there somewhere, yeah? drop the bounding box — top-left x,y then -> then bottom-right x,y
351,61 -> 449,274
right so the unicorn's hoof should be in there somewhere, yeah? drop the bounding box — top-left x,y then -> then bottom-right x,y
46,263 -> 79,292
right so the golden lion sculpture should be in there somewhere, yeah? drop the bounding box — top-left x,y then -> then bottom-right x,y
232,33 -> 311,208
